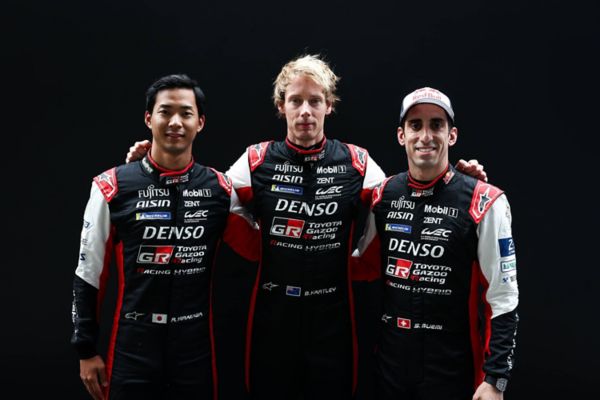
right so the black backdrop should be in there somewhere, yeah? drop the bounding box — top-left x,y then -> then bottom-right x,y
4,0 -> 598,398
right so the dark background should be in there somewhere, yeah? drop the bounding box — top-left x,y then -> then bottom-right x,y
4,0 -> 598,398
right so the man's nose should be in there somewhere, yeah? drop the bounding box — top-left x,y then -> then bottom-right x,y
300,101 -> 311,116
169,114 -> 183,127
420,127 -> 433,142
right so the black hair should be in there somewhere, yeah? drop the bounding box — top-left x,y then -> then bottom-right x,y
145,74 -> 206,116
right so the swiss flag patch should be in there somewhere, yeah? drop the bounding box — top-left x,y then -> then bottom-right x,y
397,317 -> 412,329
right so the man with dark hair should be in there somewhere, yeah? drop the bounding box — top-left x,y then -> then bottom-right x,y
71,74 -> 255,400
353,87 -> 519,400
144,74 -> 206,115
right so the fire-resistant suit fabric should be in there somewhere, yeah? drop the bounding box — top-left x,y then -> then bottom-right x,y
226,137 -> 385,399
352,166 -> 519,400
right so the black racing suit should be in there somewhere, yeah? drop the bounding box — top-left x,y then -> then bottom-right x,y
353,166 -> 519,400
226,137 -> 385,399
71,154 -> 253,400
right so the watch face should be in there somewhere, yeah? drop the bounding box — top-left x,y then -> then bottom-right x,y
496,378 -> 508,392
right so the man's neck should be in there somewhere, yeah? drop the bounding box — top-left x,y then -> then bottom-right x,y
408,163 -> 449,182
286,132 -> 325,148
150,148 -> 192,171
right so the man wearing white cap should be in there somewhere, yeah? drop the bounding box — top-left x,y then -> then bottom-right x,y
353,87 -> 519,400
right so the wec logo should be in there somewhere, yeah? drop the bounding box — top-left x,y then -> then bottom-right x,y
421,228 -> 451,238
315,186 -> 343,195
270,217 -> 305,238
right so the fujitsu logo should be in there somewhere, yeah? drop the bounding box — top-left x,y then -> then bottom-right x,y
138,185 -> 170,198
275,163 -> 303,173
390,196 -> 415,210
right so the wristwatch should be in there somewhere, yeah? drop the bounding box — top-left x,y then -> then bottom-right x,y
484,375 -> 508,392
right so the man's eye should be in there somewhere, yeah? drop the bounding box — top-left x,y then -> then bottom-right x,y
310,98 -> 322,105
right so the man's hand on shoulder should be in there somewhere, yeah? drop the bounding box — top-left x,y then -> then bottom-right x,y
456,159 -> 488,182
126,140 -> 151,163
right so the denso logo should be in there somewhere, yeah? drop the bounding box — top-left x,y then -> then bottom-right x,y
388,238 -> 445,258
143,226 -> 205,240
316,165 -> 347,174
137,245 -> 175,264
386,257 -> 413,279
275,199 -> 338,216
183,189 -> 212,197
270,217 -> 305,238
315,186 -> 343,195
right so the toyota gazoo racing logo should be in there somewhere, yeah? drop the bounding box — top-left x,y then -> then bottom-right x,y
137,245 -> 175,264
270,217 -> 305,238
386,257 -> 413,279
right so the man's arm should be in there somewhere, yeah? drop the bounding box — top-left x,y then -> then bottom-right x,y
456,159 -> 488,182
126,140 -> 151,163
72,183 -> 113,399
209,165 -> 260,262
474,194 -> 519,399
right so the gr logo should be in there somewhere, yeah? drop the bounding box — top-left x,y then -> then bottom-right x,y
137,245 -> 175,264
385,257 -> 413,279
270,217 -> 305,239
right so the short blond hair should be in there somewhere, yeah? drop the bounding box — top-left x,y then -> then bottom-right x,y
273,54 -> 340,110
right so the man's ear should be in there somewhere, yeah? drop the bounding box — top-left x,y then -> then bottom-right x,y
448,127 -> 458,147
144,111 -> 152,129
197,115 -> 206,133
397,126 -> 406,146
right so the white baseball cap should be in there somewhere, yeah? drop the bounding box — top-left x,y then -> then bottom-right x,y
399,87 -> 454,124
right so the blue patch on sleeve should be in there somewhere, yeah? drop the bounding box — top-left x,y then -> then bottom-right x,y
499,238 -> 515,257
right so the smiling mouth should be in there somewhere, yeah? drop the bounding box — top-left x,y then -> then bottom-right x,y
416,147 -> 436,153
166,132 -> 184,138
